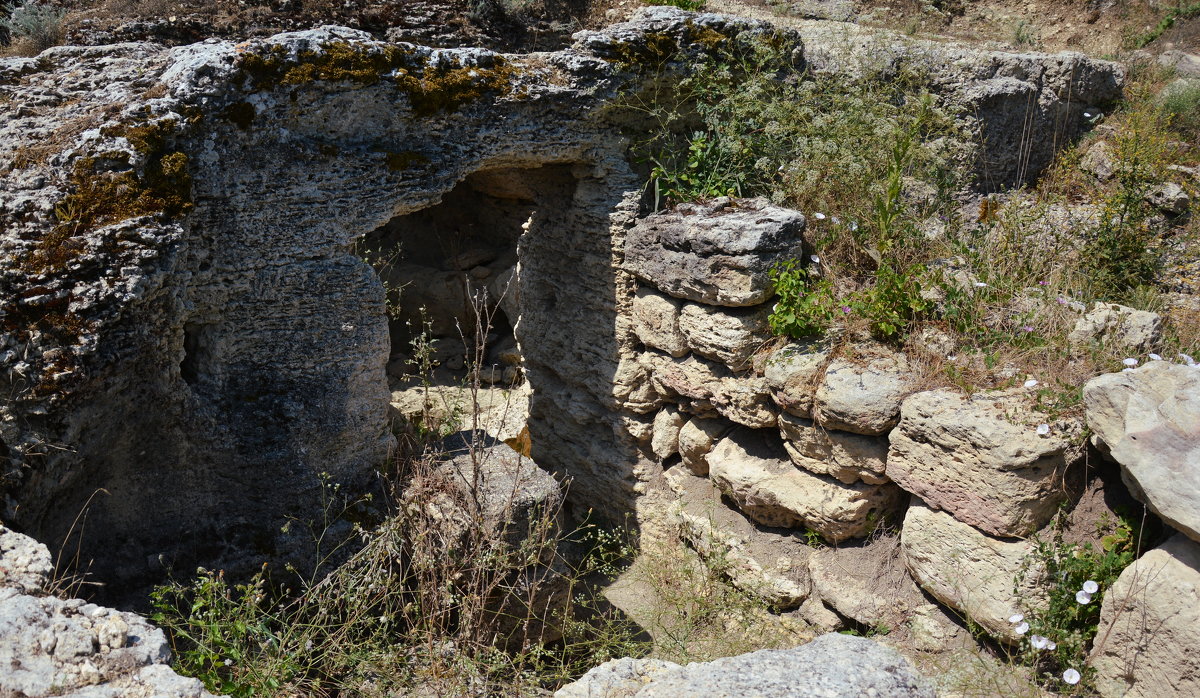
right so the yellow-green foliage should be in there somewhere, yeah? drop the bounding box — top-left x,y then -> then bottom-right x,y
236,41 -> 517,117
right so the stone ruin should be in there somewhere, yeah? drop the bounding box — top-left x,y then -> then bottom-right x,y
4,6 -> 1196,697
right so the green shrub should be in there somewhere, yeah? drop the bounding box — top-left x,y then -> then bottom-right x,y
1161,79 -> 1200,140
1,0 -> 65,53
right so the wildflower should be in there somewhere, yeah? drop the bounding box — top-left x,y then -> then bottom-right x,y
1037,424 -> 1050,436
812,212 -> 827,220
947,355 -> 957,361
842,305 -> 852,314
1122,358 -> 1138,367
974,282 -> 988,288
1024,379 -> 1038,388
1015,621 -> 1030,635
849,221 -> 859,231
810,254 -> 820,263
1046,640 -> 1057,650
1076,589 -> 1092,604
1063,668 -> 1081,685
1022,325 -> 1035,332
1057,296 -> 1068,305
1181,353 -> 1196,366
831,216 -> 841,224
224,658 -> 233,666
1030,635 -> 1050,650
1082,580 -> 1099,594
1038,280 -> 1048,285
1009,613 -> 1024,624
1149,353 -> 1162,361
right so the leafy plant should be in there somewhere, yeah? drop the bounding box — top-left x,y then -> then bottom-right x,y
0,0 -> 65,53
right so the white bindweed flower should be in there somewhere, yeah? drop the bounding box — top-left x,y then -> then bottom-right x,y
1182,353 -> 1197,366
1082,580 -> 1099,594
810,255 -> 820,263
1063,668 -> 1081,685
1083,112 -> 1093,118
1024,379 -> 1038,388
1009,613 -> 1025,624
974,282 -> 988,287
1015,621 -> 1030,635
849,221 -> 859,231
1030,635 -> 1049,650
1046,640 -> 1057,650
812,212 -> 826,220
224,658 -> 233,666
1123,358 -> 1138,367
1037,424 -> 1050,436
1076,590 -> 1093,604
831,216 -> 841,224
1149,353 -> 1163,361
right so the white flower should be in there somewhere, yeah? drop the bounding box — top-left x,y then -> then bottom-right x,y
849,221 -> 859,231
1122,358 -> 1138,367
1181,353 -> 1196,366
974,282 -> 988,287
1009,613 -> 1025,624
1037,424 -> 1050,436
1015,621 -> 1030,635
831,216 -> 841,224
1122,368 -> 1135,373
1024,379 -> 1038,388
1148,353 -> 1162,361
1030,635 -> 1049,650
1082,580 -> 1099,594
810,254 -> 820,263
224,658 -> 233,666
947,355 -> 957,361
812,212 -> 826,220
1063,668 -> 1081,685
1076,590 -> 1093,604
1046,640 -> 1057,650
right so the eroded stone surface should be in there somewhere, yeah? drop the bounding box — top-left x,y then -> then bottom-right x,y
677,416 -> 732,477
778,412 -> 888,485
813,350 -> 915,435
647,353 -> 778,428
1068,302 -> 1164,353
632,286 -> 689,358
762,339 -> 832,419
678,302 -> 773,370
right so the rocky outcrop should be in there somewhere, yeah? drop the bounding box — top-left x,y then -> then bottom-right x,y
0,526 -> 216,698
1090,534 -> 1200,698
555,633 -> 936,697
1068,302 -> 1164,353
901,500 -> 1045,641
887,389 -> 1083,537
1085,361 -> 1200,543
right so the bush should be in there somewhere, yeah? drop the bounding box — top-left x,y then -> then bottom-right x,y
1,0 -> 65,54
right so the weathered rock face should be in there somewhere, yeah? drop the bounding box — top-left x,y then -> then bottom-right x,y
812,350 -> 914,435
778,412 -> 888,485
1068,302 -> 1164,353
1090,534 -> 1200,698
888,389 -> 1083,538
0,526 -> 216,698
1085,361 -> 1200,543
555,633 -> 936,697
901,500 -> 1044,641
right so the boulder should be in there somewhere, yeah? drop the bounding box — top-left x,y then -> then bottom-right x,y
647,353 -> 778,428
651,406 -> 686,461
1090,534 -> 1200,698
677,417 -> 732,477
1158,50 -> 1200,78
678,302 -> 773,370
813,350 -> 915,435
708,428 -> 904,543
797,596 -> 844,632
1080,140 -> 1116,180
778,412 -> 888,485
1067,302 -> 1163,354
761,339 -> 832,418
1084,361 -> 1200,543
1145,181 -> 1190,215
0,526 -> 216,698
623,198 -> 806,307
669,467 -> 812,609
632,286 -> 689,358
556,633 -> 935,697
901,500 -> 1045,642
887,389 -> 1083,538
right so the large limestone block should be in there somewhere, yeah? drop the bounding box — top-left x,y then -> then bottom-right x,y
1085,361 -> 1200,543
762,339 -> 832,418
1090,534 -> 1200,698
623,197 -> 805,307
647,352 -> 777,428
677,417 -> 732,477
813,350 -> 915,435
901,501 -> 1044,641
1068,302 -> 1163,353
651,406 -> 686,460
778,412 -> 888,485
708,428 -> 904,543
632,286 -> 688,357
808,535 -> 928,630
678,302 -> 773,370
612,355 -> 664,414
669,467 -> 812,609
888,389 -> 1083,538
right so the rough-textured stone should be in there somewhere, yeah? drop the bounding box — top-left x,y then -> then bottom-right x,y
0,526 -> 217,698
761,339 -> 832,418
651,406 -> 686,461
623,197 -> 806,307
678,303 -> 773,369
632,286 -> 689,358
808,535 -> 929,629
1068,302 -> 1164,353
708,428 -> 904,543
1084,361 -> 1200,543
1080,140 -> 1116,180
557,633 -> 935,697
1090,534 -> 1200,698
647,353 -> 778,428
669,467 -> 812,608
888,389 -> 1083,538
554,657 -> 682,698
813,350 -> 915,435
778,412 -> 888,485
901,500 -> 1045,641
677,417 -> 731,477
1145,181 -> 1190,215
